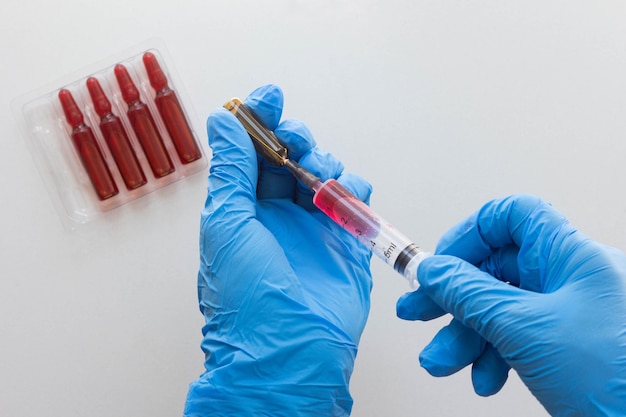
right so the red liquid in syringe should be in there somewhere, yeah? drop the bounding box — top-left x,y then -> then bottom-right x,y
313,179 -> 380,242
311,178 -> 426,282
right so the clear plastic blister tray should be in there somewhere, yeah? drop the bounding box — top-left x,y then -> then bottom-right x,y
13,41 -> 207,230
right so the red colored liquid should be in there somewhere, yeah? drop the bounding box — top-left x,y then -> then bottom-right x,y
58,89 -> 118,200
143,52 -> 202,164
86,77 -> 147,190
312,179 -> 380,240
114,64 -> 175,178
313,178 -> 420,276
127,103 -> 175,177
98,115 -> 147,189
155,91 -> 202,163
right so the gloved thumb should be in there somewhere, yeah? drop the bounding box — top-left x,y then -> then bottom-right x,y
418,255 -> 533,346
204,84 -> 285,218
204,109 -> 258,221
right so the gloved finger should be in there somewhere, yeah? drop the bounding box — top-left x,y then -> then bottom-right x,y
419,318 -> 485,377
435,195 -> 569,291
203,109 -> 258,220
396,288 -> 445,321
471,343 -> 510,397
434,211 -> 491,265
295,147 -> 345,211
479,244 -> 521,287
336,173 -> 372,205
257,118 -> 317,200
436,195 -> 549,262
298,148 -> 344,181
275,119 -> 317,160
417,255 -> 533,345
243,84 -> 283,131
396,247 -> 521,322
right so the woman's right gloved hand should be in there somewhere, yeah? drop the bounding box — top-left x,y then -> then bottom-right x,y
397,194 -> 626,416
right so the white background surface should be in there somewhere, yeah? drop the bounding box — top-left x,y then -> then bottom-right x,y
2,1 -> 626,416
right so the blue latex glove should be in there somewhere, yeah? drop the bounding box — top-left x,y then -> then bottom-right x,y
184,84 -> 373,416
397,195 -> 626,416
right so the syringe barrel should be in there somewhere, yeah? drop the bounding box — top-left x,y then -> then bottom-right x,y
312,178 -> 429,286
222,98 -> 431,285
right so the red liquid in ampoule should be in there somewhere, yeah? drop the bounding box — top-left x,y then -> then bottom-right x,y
86,77 -> 147,190
58,89 -> 119,200
114,64 -> 175,178
143,52 -> 202,164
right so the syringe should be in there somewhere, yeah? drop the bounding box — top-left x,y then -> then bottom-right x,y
224,98 -> 430,286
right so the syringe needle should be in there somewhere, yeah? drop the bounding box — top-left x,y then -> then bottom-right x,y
283,159 -> 323,191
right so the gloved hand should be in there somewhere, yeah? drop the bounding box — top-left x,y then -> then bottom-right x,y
397,195 -> 626,416
184,84 -> 373,417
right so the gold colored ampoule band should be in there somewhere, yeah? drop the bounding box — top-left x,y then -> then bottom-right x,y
224,98 -> 288,166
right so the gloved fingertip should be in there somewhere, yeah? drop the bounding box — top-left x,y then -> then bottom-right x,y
396,289 -> 446,321
298,148 -> 344,181
336,173 -> 372,204
473,371 -> 508,397
418,347 -> 442,376
419,346 -> 460,377
471,345 -> 510,397
396,292 -> 416,319
420,319 -> 485,379
274,119 -> 317,160
244,84 -> 284,131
